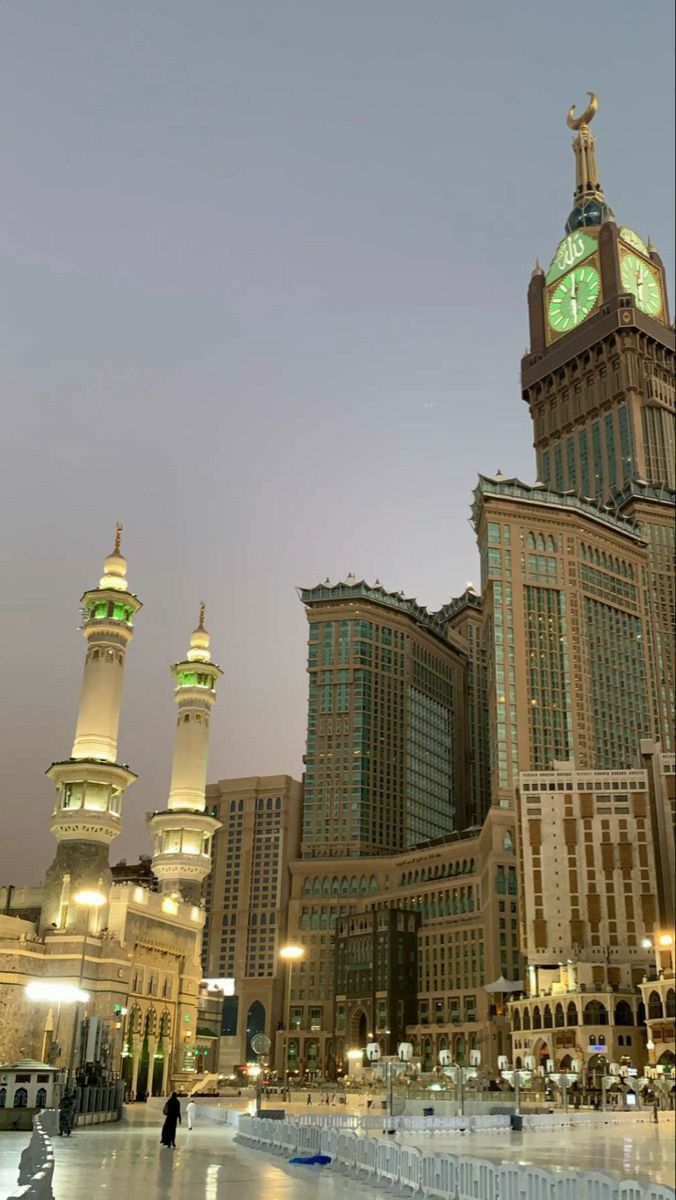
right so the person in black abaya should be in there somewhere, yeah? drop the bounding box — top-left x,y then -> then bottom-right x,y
160,1092 -> 182,1148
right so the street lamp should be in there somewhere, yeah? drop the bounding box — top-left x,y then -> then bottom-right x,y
279,944 -> 304,1097
26,982 -> 91,1067
66,889 -> 107,1086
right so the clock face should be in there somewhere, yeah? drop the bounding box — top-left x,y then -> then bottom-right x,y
620,252 -> 662,316
619,227 -> 648,255
548,264 -> 601,334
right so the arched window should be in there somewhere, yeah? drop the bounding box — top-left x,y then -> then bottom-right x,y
614,1000 -> 633,1027
584,1000 -> 608,1026
533,1005 -> 542,1029
340,877 -> 349,896
302,879 -> 312,897
311,913 -> 319,930
350,877 -> 359,895
647,991 -> 662,1021
555,1003 -> 565,1027
512,1009 -> 521,1031
36,1088 -> 47,1108
312,878 -> 321,896
369,876 -> 378,894
0,1088 -> 6,1108
322,878 -> 331,896
543,1005 -> 553,1029
666,990 -> 675,1019
523,1008 -> 531,1030
13,1088 -> 28,1108
332,878 -> 339,895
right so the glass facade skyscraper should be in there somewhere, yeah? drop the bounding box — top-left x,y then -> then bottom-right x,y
299,580 -> 468,858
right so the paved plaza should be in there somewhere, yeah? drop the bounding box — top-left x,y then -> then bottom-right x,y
1,1105 -> 675,1197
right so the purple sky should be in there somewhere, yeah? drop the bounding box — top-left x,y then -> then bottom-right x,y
1,2 -> 673,883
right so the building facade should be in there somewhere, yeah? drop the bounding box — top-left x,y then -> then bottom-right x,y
442,587 -> 490,828
200,775 -> 302,1070
472,476 -> 653,806
299,579 -> 469,858
510,753 -> 674,1079
277,805 -> 520,1079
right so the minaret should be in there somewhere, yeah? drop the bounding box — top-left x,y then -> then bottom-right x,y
41,527 -> 142,932
149,606 -> 222,905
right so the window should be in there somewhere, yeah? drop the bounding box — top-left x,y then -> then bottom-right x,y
13,1088 -> 28,1108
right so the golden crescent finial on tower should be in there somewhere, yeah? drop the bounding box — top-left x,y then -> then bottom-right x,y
566,91 -> 598,131
114,522 -> 123,554
199,601 -> 206,629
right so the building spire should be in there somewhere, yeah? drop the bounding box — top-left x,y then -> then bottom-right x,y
564,92 -> 613,233
198,601 -> 206,629
114,521 -> 123,554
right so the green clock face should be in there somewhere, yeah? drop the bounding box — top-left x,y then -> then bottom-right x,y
620,252 -> 662,316
548,265 -> 601,334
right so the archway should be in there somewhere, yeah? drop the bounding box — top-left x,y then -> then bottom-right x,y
348,1006 -> 368,1049
246,1000 -> 266,1060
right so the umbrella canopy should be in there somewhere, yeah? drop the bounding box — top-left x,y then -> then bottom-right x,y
484,976 -> 523,994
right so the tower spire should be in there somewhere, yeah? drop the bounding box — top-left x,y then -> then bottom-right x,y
41,533 -> 142,932
148,613 -> 223,905
565,92 -> 614,233
114,521 -> 122,554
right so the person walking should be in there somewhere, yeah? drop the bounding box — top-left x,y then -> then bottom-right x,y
58,1091 -> 76,1137
186,1099 -> 196,1130
161,1092 -> 182,1148
306,1092 -> 312,1105
652,1099 -> 659,1124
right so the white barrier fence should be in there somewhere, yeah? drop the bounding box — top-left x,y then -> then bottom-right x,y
6,1111 -> 56,1200
235,1114 -> 676,1200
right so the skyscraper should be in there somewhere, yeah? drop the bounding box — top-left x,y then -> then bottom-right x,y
299,578 -> 468,858
442,587 -> 490,827
472,475 -> 653,804
523,93 -> 673,499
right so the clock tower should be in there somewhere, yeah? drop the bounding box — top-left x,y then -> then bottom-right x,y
521,94 -> 675,754
522,93 -> 674,500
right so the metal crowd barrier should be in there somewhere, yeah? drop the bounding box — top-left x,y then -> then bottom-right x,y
234,1112 -> 676,1200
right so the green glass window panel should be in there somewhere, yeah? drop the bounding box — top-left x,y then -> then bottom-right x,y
542,450 -> 551,486
487,522 -> 501,545
591,420 -> 602,493
566,436 -> 576,490
554,442 -> 564,491
93,601 -> 108,619
177,670 -> 198,686
578,429 -> 590,496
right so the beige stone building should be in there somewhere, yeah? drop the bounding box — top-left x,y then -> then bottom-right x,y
278,805 -> 520,1079
201,775 -> 302,1071
510,749 -> 674,1079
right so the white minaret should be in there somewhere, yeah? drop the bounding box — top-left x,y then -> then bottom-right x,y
41,526 -> 142,932
149,606 -> 222,904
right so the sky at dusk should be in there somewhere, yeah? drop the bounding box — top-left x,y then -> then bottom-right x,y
1,1 -> 674,882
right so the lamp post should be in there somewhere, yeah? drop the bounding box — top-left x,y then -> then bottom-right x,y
279,945 -> 304,1098
26,982 -> 91,1078
66,889 -> 107,1087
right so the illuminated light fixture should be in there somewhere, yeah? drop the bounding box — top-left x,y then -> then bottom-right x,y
280,945 -> 304,961
658,934 -> 673,947
247,1063 -> 261,1077
73,889 -> 107,908
346,1049 -> 363,1061
161,897 -> 179,915
27,982 -> 90,1004
203,978 -> 236,996
641,938 -> 653,949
